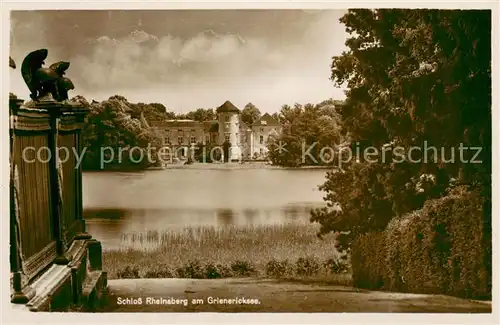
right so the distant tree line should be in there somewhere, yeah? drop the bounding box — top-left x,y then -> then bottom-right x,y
72,93 -> 344,170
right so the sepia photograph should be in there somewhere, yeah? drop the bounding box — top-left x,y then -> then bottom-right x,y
4,2 -> 497,323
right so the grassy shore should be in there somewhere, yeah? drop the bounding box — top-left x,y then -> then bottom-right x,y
103,223 -> 351,284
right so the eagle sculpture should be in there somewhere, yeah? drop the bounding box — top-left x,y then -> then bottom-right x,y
21,49 -> 75,102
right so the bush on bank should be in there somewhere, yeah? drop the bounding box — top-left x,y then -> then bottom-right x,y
351,186 -> 491,299
351,232 -> 387,290
115,257 -> 350,281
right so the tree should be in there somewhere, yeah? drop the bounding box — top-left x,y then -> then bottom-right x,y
130,102 -> 176,121
149,103 -> 167,113
311,9 -> 491,253
185,108 -> 215,122
79,95 -> 162,170
241,103 -> 261,125
267,102 -> 343,167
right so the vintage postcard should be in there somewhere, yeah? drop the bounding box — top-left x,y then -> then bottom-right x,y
3,1 -> 498,324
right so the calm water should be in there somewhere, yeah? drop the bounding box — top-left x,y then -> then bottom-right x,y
83,167 -> 329,249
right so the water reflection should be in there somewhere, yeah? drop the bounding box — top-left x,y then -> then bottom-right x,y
284,205 -> 300,220
83,168 -> 328,250
84,208 -> 130,219
242,208 -> 258,224
216,209 -> 234,226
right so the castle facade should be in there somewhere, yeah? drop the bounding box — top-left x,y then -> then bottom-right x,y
150,100 -> 282,162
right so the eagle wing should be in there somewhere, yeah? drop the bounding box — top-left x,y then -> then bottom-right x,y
49,61 -> 70,76
21,49 -> 48,95
60,77 -> 75,90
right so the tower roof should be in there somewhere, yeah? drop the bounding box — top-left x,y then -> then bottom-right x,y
216,100 -> 240,113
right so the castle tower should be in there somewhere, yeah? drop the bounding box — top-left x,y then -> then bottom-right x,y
216,100 -> 241,161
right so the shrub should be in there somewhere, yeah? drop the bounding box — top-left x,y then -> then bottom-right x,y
323,258 -> 349,274
205,263 -> 233,279
351,232 -> 387,290
265,259 -> 293,277
230,260 -> 256,277
351,186 -> 491,299
144,264 -> 175,278
176,260 -> 205,279
117,266 -> 140,279
419,186 -> 490,298
385,209 -> 439,294
295,257 -> 321,276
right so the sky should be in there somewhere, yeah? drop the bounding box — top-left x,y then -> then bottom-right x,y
10,10 -> 348,114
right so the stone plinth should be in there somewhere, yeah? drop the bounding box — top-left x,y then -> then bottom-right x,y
9,95 -> 107,312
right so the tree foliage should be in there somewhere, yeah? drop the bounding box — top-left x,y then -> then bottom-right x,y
267,100 -> 343,167
311,9 -> 491,253
129,102 -> 176,121
352,185 -> 491,299
240,102 -> 262,126
175,108 -> 215,122
75,95 -> 163,170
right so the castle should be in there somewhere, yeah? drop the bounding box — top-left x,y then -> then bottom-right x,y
150,100 -> 282,161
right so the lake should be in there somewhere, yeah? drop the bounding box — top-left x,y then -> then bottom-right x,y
83,167 -> 329,250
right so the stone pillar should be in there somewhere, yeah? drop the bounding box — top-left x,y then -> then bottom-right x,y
248,129 -> 254,160
9,50 -> 107,311
73,107 -> 92,240
87,239 -> 103,271
249,129 -> 254,160
19,97 -> 91,265
41,99 -> 71,265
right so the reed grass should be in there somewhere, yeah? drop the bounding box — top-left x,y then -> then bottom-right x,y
103,223 -> 351,283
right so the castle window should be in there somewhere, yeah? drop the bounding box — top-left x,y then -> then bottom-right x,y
260,135 -> 264,144
178,136 -> 183,144
260,128 -> 264,132
225,122 -> 230,129
224,133 -> 230,143
205,135 -> 210,144
190,136 -> 196,144
164,136 -> 170,144
225,116 -> 230,122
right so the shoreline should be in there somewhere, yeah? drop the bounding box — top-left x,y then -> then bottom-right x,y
82,162 -> 336,173
146,161 -> 335,171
